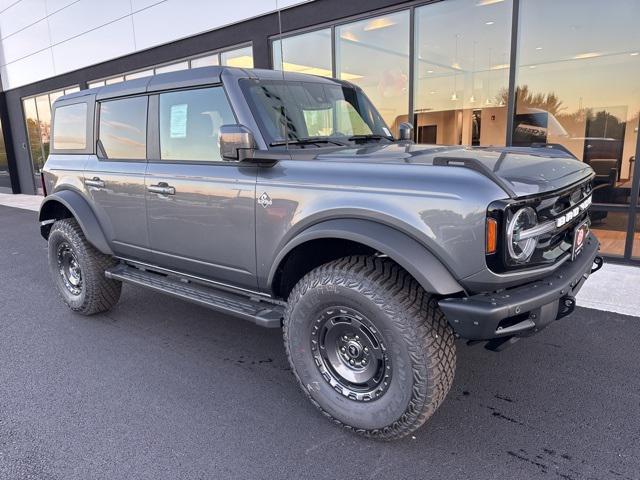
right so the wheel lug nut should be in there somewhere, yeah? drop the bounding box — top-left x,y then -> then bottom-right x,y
340,346 -> 346,352
349,359 -> 355,365
355,335 -> 359,340
364,347 -> 369,353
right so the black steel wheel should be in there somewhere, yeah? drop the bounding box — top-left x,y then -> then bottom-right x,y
47,218 -> 121,315
311,306 -> 391,402
283,255 -> 456,440
56,242 -> 83,296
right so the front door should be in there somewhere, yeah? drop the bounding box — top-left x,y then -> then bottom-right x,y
85,95 -> 151,261
145,86 -> 258,290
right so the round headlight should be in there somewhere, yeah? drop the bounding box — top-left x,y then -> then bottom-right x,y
506,207 -> 537,262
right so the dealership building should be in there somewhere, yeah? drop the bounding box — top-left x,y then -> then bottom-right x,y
0,0 -> 638,262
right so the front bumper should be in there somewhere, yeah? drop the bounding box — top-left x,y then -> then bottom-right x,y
439,233 -> 602,342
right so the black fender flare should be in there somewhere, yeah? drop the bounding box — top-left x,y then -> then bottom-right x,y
268,219 -> 464,296
39,190 -> 113,255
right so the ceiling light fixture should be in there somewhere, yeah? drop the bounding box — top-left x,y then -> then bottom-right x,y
631,52 -> 639,56
573,52 -> 602,60
363,17 -> 396,31
485,21 -> 495,25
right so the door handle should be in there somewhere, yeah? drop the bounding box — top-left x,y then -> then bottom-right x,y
85,177 -> 105,188
148,183 -> 176,195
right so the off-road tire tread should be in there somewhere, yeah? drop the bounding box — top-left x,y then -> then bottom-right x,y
283,255 -> 456,440
48,218 -> 121,315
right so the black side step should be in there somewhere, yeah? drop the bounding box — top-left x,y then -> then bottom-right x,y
105,264 -> 283,328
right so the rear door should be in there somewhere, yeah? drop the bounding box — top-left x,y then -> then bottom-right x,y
145,86 -> 258,290
84,94 -> 152,261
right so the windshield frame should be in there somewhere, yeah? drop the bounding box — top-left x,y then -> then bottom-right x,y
239,78 -> 394,149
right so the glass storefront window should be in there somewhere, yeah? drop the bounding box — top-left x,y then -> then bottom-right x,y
414,0 -> 512,145
191,54 -> 219,68
155,61 -> 189,74
221,46 -> 254,68
336,11 -> 410,136
633,214 -> 640,259
272,29 -> 332,78
125,69 -> 154,80
105,76 -> 124,85
22,97 -> 44,188
88,80 -> 106,88
590,210 -> 629,257
515,0 -> 640,208
0,119 -> 10,193
35,95 -> 52,160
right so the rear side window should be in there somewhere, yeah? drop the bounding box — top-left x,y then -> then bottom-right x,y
53,103 -> 87,150
98,96 -> 148,159
159,87 -> 235,162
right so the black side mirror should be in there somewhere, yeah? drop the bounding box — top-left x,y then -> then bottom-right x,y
398,122 -> 414,142
219,124 -> 257,161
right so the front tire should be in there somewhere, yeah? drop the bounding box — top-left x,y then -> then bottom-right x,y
283,256 -> 456,440
47,218 -> 121,315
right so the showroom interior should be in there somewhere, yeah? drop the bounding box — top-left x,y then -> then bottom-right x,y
0,0 -> 638,262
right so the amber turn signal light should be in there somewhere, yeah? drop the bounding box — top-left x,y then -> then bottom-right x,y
486,218 -> 497,254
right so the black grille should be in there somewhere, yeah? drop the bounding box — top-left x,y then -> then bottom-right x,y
486,178 -> 593,273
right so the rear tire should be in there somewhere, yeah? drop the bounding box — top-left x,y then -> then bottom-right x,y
47,218 -> 121,315
283,255 -> 456,440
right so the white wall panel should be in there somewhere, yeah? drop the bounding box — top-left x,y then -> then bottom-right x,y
45,0 -> 78,14
0,0 -> 312,90
0,0 -> 47,38
0,17 -> 49,64
52,16 -> 135,74
132,0 -> 278,51
1,48 -> 54,88
48,0 -> 131,44
130,0 -> 163,12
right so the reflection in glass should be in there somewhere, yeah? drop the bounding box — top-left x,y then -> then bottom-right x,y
53,103 -> 87,150
515,0 -> 640,208
23,98 -> 44,178
155,61 -> 189,74
272,29 -> 332,77
590,210 -> 629,257
88,80 -> 106,88
125,69 -> 154,80
191,54 -> 219,68
0,119 -> 10,192
221,46 -> 254,68
336,11 -> 410,135
99,97 -> 148,159
634,215 -> 640,259
105,76 -> 124,85
414,0 -> 512,145
35,95 -> 52,160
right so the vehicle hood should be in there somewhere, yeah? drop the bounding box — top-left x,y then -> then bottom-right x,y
312,143 -> 594,198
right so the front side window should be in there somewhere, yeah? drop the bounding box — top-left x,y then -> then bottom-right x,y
241,79 -> 391,146
53,103 -> 87,150
98,96 -> 148,159
159,87 -> 235,162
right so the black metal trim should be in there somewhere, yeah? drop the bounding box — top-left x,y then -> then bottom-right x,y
505,0 -> 519,147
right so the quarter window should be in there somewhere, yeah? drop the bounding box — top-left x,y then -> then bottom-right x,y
53,103 -> 87,150
159,87 -> 235,162
98,97 -> 148,159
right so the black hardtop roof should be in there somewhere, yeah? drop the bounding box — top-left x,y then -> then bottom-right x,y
54,66 -> 350,105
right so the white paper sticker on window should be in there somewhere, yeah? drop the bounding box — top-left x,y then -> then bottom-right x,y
170,104 -> 188,138
382,127 -> 392,137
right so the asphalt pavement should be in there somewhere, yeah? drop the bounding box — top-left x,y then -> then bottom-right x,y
1,204 -> 638,480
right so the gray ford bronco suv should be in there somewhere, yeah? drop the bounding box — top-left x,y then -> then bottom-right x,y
39,67 -> 602,439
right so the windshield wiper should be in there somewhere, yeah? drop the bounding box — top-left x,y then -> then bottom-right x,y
269,137 -> 347,147
348,134 -> 393,143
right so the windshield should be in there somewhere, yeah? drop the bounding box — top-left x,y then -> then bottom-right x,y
240,78 -> 394,147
